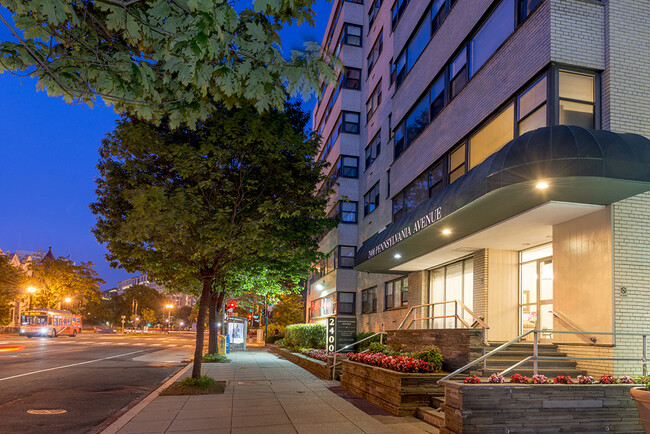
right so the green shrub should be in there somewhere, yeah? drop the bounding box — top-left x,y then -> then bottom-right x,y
284,324 -> 326,349
367,342 -> 407,357
412,345 -> 444,371
266,323 -> 286,336
275,338 -> 285,347
203,353 -> 230,363
179,375 -> 215,390
266,334 -> 284,344
355,332 -> 382,351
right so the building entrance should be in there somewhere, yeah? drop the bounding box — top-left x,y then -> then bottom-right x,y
520,244 -> 553,339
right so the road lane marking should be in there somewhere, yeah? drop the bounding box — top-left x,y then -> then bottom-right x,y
0,349 -> 147,382
27,409 -> 67,414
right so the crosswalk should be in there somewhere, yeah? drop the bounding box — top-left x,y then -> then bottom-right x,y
11,338 -> 196,349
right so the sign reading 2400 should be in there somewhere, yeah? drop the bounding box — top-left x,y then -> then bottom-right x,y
326,317 -> 336,353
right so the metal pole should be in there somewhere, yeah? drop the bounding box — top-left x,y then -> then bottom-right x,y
264,294 -> 268,340
29,294 -> 33,311
533,331 -> 539,376
455,302 -> 458,329
380,333 -> 383,345
643,335 -> 648,377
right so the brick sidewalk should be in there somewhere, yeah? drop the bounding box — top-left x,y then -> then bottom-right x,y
106,347 -> 438,434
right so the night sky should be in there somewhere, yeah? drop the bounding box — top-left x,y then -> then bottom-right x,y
0,1 -> 333,290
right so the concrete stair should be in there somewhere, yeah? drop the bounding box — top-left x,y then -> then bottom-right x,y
481,342 -> 587,378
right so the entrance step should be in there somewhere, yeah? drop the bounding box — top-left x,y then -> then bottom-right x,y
481,342 -> 587,378
415,406 -> 445,429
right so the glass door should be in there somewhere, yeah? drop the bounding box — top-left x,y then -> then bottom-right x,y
520,244 -> 553,339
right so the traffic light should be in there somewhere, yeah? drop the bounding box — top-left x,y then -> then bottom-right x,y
248,314 -> 252,320
228,301 -> 237,309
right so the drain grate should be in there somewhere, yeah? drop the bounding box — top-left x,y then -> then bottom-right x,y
27,409 -> 67,415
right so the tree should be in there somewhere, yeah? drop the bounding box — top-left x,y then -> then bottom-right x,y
0,254 -> 21,325
273,292 -> 304,327
28,254 -> 104,310
140,307 -> 156,326
0,0 -> 337,128
91,102 -> 334,378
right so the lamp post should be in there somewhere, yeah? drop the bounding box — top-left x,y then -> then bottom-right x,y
27,287 -> 37,311
165,304 -> 173,331
64,297 -> 71,311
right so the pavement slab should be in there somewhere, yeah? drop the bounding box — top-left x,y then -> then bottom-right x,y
105,347 -> 439,434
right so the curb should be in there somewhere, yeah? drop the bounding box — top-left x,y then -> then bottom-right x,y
101,362 -> 193,434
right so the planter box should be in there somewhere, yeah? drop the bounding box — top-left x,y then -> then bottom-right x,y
440,381 -> 643,433
341,359 -> 446,416
267,345 -> 334,380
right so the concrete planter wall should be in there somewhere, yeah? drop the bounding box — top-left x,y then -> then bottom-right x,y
267,345 -> 333,380
341,359 -> 446,416
440,381 -> 643,433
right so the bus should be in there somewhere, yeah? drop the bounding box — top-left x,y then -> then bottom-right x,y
19,309 -> 82,338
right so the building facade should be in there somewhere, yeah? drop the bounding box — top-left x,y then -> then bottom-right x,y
307,0 -> 650,375
117,274 -> 197,307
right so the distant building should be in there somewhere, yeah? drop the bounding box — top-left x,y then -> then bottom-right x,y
117,273 -> 197,307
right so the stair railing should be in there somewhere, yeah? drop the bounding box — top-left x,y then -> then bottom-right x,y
330,331 -> 386,379
397,300 -> 489,330
439,329 -> 648,383
553,310 -> 598,344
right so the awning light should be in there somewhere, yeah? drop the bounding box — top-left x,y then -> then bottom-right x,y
394,253 -> 402,259
536,181 -> 549,189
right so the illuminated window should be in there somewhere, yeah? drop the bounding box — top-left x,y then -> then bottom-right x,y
469,104 -> 515,168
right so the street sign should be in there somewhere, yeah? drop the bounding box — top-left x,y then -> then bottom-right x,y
326,316 -> 357,352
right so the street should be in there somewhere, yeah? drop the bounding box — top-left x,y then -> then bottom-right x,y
0,332 -> 197,433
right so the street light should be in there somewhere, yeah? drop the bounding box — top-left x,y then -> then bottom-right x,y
27,287 -> 37,310
63,297 -> 71,311
165,304 -> 173,331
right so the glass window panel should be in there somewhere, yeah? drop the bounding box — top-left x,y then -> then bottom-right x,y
385,282 -> 394,309
518,0 -> 543,23
407,17 -> 431,72
462,259 -> 474,325
395,53 -> 407,87
519,75 -> 547,119
469,0 -> 515,77
519,103 -> 546,134
450,47 -> 467,80
431,0 -> 446,34
559,71 -> 594,102
539,303 -> 553,334
521,243 -> 552,262
406,96 -> 430,145
521,304 -> 536,330
430,268 -> 445,329
401,278 -> 408,306
559,100 -> 594,129
394,123 -> 406,158
449,166 -> 464,184
429,162 -> 444,196
520,261 -> 537,306
445,262 -> 463,328
540,259 -> 553,301
394,280 -> 402,308
430,74 -> 445,120
469,104 -> 515,168
393,194 -> 404,221
449,144 -> 465,171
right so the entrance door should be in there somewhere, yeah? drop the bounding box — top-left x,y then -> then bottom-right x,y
520,244 -> 553,338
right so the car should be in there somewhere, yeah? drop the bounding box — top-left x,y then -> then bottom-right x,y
93,326 -> 116,334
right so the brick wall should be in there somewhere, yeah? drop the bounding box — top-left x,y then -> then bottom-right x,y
556,344 -> 613,377
472,250 -> 488,323
612,191 -> 650,375
603,0 -> 650,137
550,0 -> 605,70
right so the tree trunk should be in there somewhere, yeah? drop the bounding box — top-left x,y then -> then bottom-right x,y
208,291 -> 226,354
191,278 -> 211,379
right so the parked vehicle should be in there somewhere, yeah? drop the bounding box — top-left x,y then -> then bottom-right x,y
93,326 -> 116,334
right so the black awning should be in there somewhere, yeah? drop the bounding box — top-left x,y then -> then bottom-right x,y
355,126 -> 650,272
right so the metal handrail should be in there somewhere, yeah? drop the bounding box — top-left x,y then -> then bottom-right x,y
397,300 -> 489,330
439,329 -> 648,383
331,332 -> 386,378
553,310 -> 597,343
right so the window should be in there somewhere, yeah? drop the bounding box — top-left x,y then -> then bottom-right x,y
449,143 -> 466,184
343,23 -> 362,46
393,172 -> 428,222
365,132 -> 381,169
407,17 -> 431,72
450,47 -> 468,98
392,52 -> 407,87
366,81 -> 382,121
361,287 -> 377,314
341,111 -> 361,134
469,103 -> 514,168
429,258 -> 473,328
558,70 -> 595,129
364,182 -> 380,216
431,0 -> 447,34
343,68 -> 361,89
369,0 -> 382,28
337,155 -> 359,178
391,0 -> 409,30
338,246 -> 356,268
385,277 -> 408,309
517,0 -> 543,24
340,201 -> 358,223
338,292 -> 356,315
429,72 -> 446,120
469,0 -> 515,77
428,161 -> 444,196
518,74 -> 547,134
367,32 -> 383,74
311,294 -> 335,319
406,95 -> 429,145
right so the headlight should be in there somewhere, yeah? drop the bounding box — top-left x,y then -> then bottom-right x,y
20,328 -> 25,333
41,327 -> 48,333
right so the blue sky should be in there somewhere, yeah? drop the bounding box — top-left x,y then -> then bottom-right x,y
0,1 -> 332,289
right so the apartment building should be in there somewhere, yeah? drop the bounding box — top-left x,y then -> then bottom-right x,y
307,0 -> 650,375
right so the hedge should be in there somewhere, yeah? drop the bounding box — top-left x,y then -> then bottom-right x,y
284,323 -> 326,349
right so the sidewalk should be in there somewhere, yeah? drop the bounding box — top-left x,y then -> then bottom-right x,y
104,347 -> 438,434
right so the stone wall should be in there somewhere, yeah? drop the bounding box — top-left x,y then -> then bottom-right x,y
441,381 -> 643,433
341,360 -> 446,416
387,329 -> 485,373
267,345 -> 333,380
